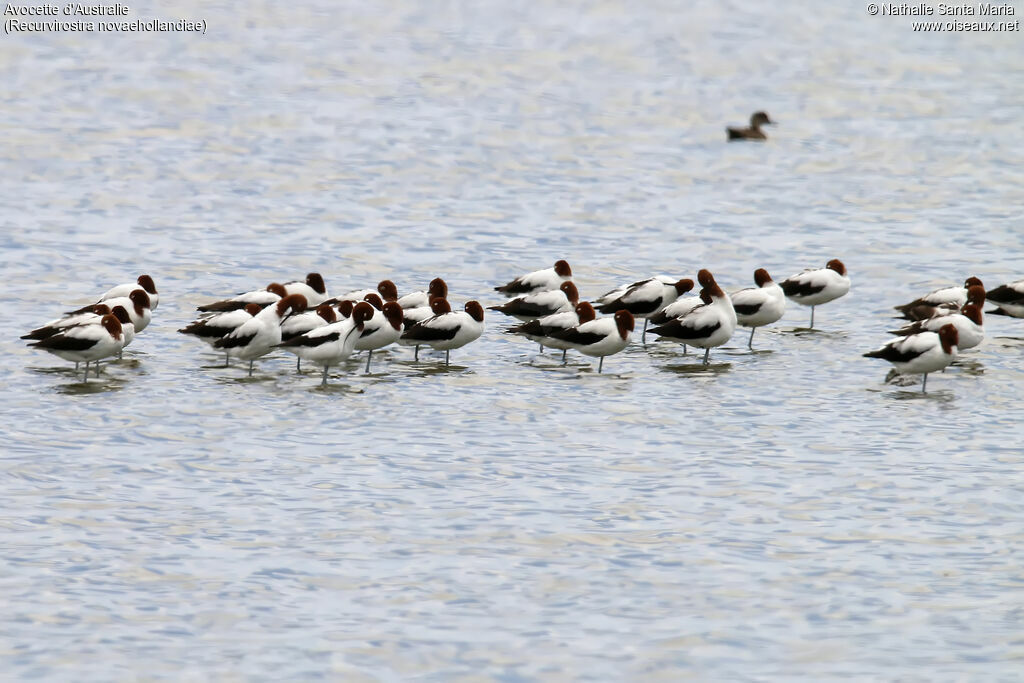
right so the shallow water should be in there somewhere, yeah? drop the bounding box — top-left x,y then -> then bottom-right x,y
3,1 -> 1024,679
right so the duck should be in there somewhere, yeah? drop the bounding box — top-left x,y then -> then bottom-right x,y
727,111 -> 775,141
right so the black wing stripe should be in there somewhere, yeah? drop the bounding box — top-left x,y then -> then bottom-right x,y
22,327 -> 59,340
402,324 -> 459,343
781,281 -> 825,297
31,335 -> 98,351
732,302 -> 763,317
179,323 -> 238,339
550,329 -> 605,346
863,344 -> 926,363
987,285 -> 1024,305
359,322 -> 384,339
495,279 -> 529,295
63,303 -> 98,315
197,300 -> 249,313
279,331 -> 341,348
599,297 -> 660,316
492,301 -> 557,317
215,331 -> 258,349
651,320 -> 721,341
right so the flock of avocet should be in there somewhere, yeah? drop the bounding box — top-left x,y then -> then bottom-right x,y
21,264 -> 1024,391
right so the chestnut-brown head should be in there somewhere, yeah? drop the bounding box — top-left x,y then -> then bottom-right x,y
560,281 -> 579,304
110,305 -> 131,326
244,303 -> 263,316
575,301 -> 596,323
91,304 -> 112,315
705,281 -> 725,299
751,111 -> 774,127
129,289 -> 151,314
276,294 -> 307,317
101,313 -> 123,340
614,309 -> 634,339
352,301 -> 375,329
961,303 -> 983,326
316,303 -> 337,323
754,268 -> 773,287
965,285 -> 986,306
674,278 -> 694,295
554,260 -> 572,278
363,293 -> 384,310
377,280 -> 398,302
430,297 -> 452,315
382,302 -> 404,330
938,323 -> 959,354
826,259 -> 847,276
699,289 -> 713,305
429,278 -> 448,299
137,274 -> 157,294
964,276 -> 983,289
336,300 -> 354,318
306,273 -> 326,294
266,282 -> 288,298
465,301 -> 484,322
697,269 -> 715,288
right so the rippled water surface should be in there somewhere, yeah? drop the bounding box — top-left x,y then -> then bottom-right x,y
4,1 -> 1024,679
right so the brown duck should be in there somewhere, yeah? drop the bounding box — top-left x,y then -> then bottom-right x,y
727,111 -> 775,141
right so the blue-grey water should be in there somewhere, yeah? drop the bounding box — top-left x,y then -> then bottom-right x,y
3,1 -> 1024,679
